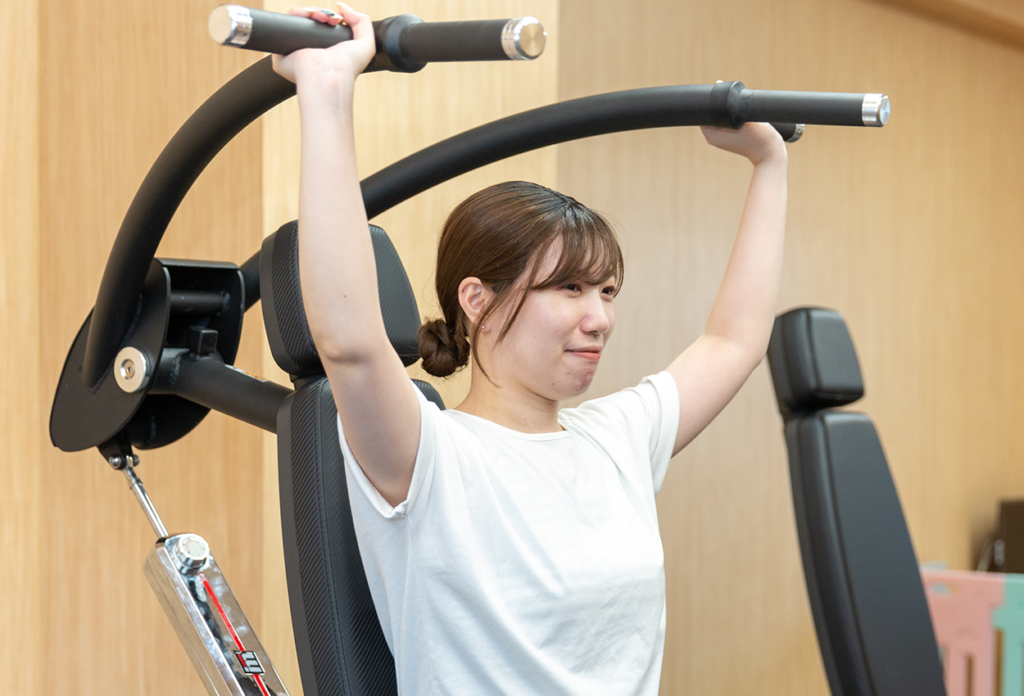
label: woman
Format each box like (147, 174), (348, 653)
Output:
(274, 5), (787, 694)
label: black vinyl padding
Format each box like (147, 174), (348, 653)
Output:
(278, 376), (445, 696)
(278, 377), (398, 696)
(768, 307), (864, 413)
(785, 413), (945, 696)
(261, 221), (423, 379)
(768, 307), (945, 696)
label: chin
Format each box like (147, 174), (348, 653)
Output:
(559, 369), (598, 399)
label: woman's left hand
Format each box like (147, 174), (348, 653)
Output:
(700, 122), (787, 166)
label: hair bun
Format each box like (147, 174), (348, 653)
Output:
(418, 318), (470, 378)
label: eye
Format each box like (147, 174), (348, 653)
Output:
(601, 284), (617, 296)
(562, 283), (582, 293)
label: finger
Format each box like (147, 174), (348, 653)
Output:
(297, 6), (340, 24)
(337, 2), (373, 39)
(319, 7), (343, 25)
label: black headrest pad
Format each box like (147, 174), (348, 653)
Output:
(767, 307), (864, 413)
(261, 221), (422, 378)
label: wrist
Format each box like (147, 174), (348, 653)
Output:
(295, 56), (358, 99)
(751, 144), (788, 170)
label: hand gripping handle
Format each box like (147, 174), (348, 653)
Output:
(209, 5), (546, 73)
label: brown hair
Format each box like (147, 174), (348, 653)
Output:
(417, 181), (624, 378)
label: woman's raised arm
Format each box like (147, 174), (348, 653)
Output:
(275, 5), (421, 506)
(665, 122), (788, 456)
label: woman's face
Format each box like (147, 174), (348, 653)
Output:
(480, 245), (617, 403)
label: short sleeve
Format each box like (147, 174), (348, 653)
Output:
(561, 372), (680, 495)
(641, 372), (680, 490)
(337, 383), (438, 520)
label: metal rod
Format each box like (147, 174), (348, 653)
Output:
(153, 350), (292, 433)
(169, 289), (227, 315)
(123, 461), (169, 539)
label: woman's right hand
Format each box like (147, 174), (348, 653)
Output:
(272, 4), (376, 85)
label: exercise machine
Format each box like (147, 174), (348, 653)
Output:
(50, 6), (891, 694)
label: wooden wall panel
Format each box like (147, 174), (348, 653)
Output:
(557, 0), (1024, 693)
(870, 0), (1024, 49)
(0, 0), (39, 692)
(38, 2), (263, 694)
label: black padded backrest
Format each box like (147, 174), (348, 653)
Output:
(278, 376), (445, 696)
(768, 308), (945, 696)
(261, 221), (422, 379)
(786, 413), (945, 696)
(767, 307), (864, 414)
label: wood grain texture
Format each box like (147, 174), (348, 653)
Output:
(869, 0), (1024, 50)
(38, 2), (264, 694)
(557, 0), (1024, 693)
(0, 0), (39, 692)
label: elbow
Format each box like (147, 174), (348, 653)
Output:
(702, 332), (770, 375)
(737, 334), (771, 372)
(311, 328), (387, 367)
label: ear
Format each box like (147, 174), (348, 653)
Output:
(458, 277), (492, 330)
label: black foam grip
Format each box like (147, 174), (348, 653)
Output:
(398, 19), (513, 61)
(741, 89), (868, 127)
(242, 8), (355, 54)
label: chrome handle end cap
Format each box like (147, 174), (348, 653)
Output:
(862, 94), (890, 127)
(502, 17), (546, 60)
(209, 5), (253, 47)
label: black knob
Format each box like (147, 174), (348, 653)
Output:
(187, 327), (219, 355)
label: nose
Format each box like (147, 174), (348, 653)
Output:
(580, 293), (612, 336)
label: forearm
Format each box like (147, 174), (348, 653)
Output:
(702, 152), (788, 360)
(295, 69), (388, 360)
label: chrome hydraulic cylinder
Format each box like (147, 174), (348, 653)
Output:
(119, 457), (289, 696)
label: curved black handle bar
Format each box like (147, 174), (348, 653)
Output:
(80, 57), (888, 389)
(209, 5), (546, 71)
(81, 59), (294, 388)
(359, 83), (886, 219)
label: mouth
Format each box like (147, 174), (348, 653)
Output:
(567, 348), (602, 362)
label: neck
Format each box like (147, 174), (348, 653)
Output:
(455, 365), (562, 433)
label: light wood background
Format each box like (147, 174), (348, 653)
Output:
(5, 0), (1024, 694)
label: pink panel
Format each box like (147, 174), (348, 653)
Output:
(921, 569), (1005, 696)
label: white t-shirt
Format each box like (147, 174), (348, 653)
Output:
(339, 372), (680, 695)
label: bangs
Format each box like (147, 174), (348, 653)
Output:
(487, 192), (625, 346)
(532, 210), (624, 293)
